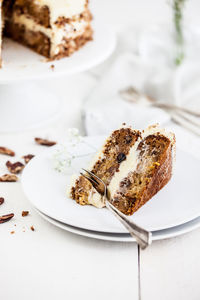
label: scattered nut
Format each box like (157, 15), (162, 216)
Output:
(0, 174), (18, 182)
(22, 211), (29, 217)
(0, 147), (15, 157)
(6, 161), (25, 174)
(35, 137), (56, 147)
(10, 231), (15, 234)
(22, 154), (35, 164)
(30, 226), (35, 231)
(50, 64), (55, 71)
(0, 197), (4, 205)
(0, 213), (14, 224)
(35, 137), (56, 146)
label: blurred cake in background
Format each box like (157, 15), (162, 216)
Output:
(0, 0), (93, 66)
(0, 0), (3, 67)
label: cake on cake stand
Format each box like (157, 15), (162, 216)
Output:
(0, 22), (116, 132)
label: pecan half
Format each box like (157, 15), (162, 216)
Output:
(0, 174), (18, 182)
(0, 198), (4, 205)
(0, 147), (15, 157)
(0, 213), (14, 224)
(35, 138), (56, 147)
(22, 211), (29, 217)
(6, 161), (25, 174)
(22, 154), (35, 164)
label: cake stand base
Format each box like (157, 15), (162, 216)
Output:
(0, 83), (62, 133)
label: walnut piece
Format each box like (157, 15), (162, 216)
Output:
(0, 147), (15, 157)
(0, 213), (14, 224)
(30, 225), (35, 231)
(22, 154), (35, 164)
(0, 197), (4, 205)
(22, 211), (29, 217)
(35, 138), (56, 147)
(0, 174), (18, 182)
(6, 161), (25, 174)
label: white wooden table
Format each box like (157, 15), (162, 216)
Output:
(1, 1), (200, 299)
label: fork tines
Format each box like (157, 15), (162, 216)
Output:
(82, 168), (106, 187)
(80, 172), (98, 187)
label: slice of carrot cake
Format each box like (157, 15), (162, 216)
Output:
(68, 124), (176, 216)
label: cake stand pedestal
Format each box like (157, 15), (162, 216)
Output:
(0, 22), (116, 132)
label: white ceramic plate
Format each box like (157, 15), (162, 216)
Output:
(21, 136), (200, 233)
(0, 21), (116, 83)
(37, 209), (200, 242)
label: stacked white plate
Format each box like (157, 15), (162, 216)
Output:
(21, 136), (200, 242)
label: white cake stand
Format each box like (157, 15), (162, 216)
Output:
(0, 22), (116, 132)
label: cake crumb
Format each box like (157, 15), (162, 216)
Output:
(22, 211), (29, 217)
(50, 64), (55, 71)
(10, 231), (15, 234)
(30, 226), (35, 231)
(0, 197), (4, 205)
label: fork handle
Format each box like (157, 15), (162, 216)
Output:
(153, 102), (200, 117)
(171, 112), (200, 136)
(106, 201), (152, 249)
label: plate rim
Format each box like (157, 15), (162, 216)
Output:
(36, 208), (200, 242)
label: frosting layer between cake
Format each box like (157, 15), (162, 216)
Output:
(12, 12), (89, 56)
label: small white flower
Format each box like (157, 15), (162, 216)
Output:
(67, 128), (83, 147)
(52, 128), (96, 174)
(53, 146), (76, 174)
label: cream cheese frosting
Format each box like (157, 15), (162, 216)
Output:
(34, 0), (87, 24)
(108, 139), (140, 199)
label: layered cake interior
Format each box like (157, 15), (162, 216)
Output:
(0, 0), (3, 67)
(68, 124), (176, 216)
(0, 0), (93, 65)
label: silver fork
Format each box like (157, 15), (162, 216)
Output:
(80, 168), (152, 249)
(120, 86), (200, 117)
(119, 86), (200, 136)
